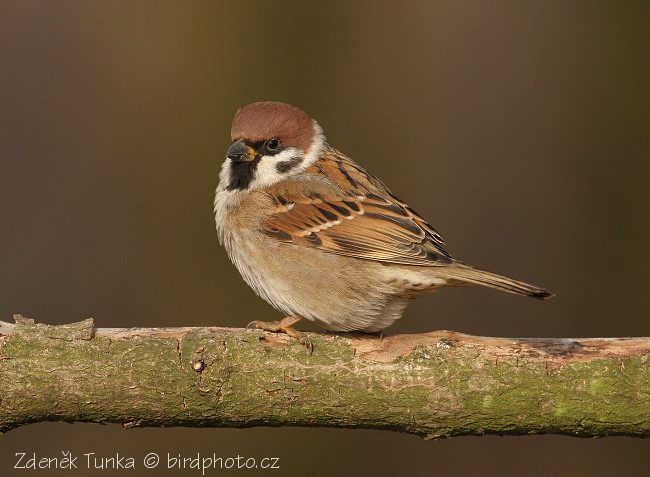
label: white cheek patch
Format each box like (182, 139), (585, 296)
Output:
(250, 147), (304, 190)
(251, 123), (326, 191)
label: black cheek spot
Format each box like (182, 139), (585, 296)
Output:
(275, 156), (302, 173)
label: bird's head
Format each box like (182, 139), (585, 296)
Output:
(221, 102), (326, 192)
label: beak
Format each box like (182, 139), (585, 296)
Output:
(227, 139), (257, 162)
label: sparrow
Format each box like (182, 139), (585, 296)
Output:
(214, 102), (552, 353)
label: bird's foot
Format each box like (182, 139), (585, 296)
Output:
(247, 316), (313, 355)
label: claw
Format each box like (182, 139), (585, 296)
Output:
(245, 316), (312, 355)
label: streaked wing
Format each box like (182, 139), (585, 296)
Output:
(262, 149), (453, 266)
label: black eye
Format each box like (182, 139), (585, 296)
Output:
(266, 138), (281, 152)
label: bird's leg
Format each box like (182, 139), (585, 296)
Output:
(247, 315), (313, 355)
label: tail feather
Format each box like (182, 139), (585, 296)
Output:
(437, 265), (553, 300)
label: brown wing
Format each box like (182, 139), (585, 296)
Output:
(262, 149), (453, 266)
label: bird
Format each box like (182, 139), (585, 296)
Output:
(214, 102), (552, 354)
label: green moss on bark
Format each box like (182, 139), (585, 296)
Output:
(1, 316), (648, 438)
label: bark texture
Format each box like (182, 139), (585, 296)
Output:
(0, 315), (648, 438)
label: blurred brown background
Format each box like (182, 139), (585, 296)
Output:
(1, 1), (648, 475)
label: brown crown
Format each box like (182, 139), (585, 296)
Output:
(231, 102), (316, 153)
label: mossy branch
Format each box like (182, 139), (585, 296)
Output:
(0, 315), (648, 438)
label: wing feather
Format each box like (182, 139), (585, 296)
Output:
(262, 149), (453, 266)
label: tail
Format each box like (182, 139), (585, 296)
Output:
(437, 264), (553, 300)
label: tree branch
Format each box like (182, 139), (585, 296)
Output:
(1, 315), (648, 438)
